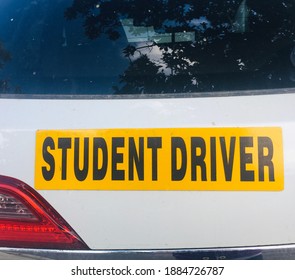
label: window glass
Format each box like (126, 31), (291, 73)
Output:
(0, 0), (295, 95)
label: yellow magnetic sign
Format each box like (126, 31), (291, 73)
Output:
(35, 127), (284, 191)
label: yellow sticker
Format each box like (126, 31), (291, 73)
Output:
(35, 127), (284, 191)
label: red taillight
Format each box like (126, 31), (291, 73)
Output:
(0, 175), (88, 250)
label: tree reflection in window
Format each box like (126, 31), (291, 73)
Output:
(65, 0), (295, 94)
(0, 41), (11, 93)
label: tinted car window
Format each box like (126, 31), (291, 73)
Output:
(0, 0), (295, 95)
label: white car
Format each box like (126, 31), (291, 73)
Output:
(0, 0), (295, 259)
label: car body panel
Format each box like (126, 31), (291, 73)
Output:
(0, 92), (294, 250)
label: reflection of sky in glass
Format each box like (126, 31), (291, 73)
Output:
(0, 0), (129, 94)
(188, 17), (213, 32)
(0, 0), (294, 95)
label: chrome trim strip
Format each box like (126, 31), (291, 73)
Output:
(1, 244), (295, 260)
(0, 87), (294, 100)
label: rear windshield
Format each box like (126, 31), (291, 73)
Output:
(0, 0), (295, 95)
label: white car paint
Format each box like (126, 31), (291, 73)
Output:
(0, 92), (294, 249)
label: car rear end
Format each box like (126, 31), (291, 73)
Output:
(0, 0), (295, 259)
